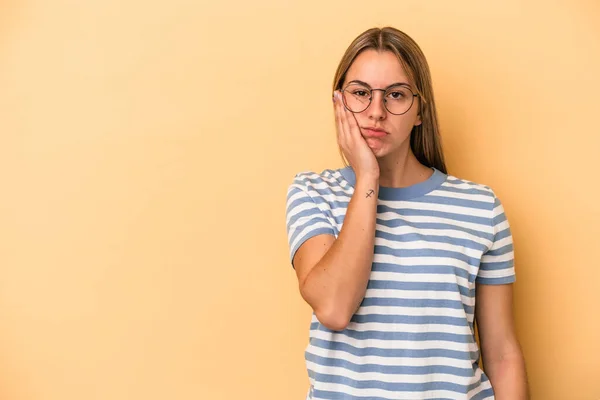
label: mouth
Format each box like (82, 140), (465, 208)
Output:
(361, 127), (388, 138)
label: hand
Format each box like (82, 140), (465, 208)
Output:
(333, 91), (379, 181)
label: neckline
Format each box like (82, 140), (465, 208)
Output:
(339, 166), (447, 200)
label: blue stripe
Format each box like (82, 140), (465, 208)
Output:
(476, 275), (515, 285)
(350, 314), (470, 327)
(472, 387), (495, 400)
(408, 195), (492, 210)
(367, 279), (475, 298)
(286, 203), (325, 225)
(311, 324), (476, 344)
(311, 196), (350, 209)
(360, 296), (473, 314)
(375, 230), (487, 252)
(373, 246), (480, 268)
(310, 372), (482, 393)
(479, 260), (514, 271)
(313, 390), (457, 400)
(377, 205), (491, 226)
(299, 171), (341, 185)
(304, 184), (351, 198)
(306, 352), (475, 377)
(288, 214), (333, 240)
(371, 263), (476, 283)
(309, 338), (478, 361)
(484, 243), (513, 256)
(494, 227), (511, 241)
(376, 219), (490, 240)
(445, 177), (490, 191)
(437, 184), (492, 197)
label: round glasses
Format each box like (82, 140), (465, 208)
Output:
(341, 83), (419, 115)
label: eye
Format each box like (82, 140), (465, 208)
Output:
(387, 90), (406, 100)
(352, 89), (370, 98)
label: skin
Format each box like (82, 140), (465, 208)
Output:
(293, 49), (528, 398)
(335, 49), (432, 188)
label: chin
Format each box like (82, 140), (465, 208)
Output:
(366, 140), (388, 155)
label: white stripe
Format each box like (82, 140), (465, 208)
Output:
(493, 219), (509, 232)
(481, 251), (513, 263)
(376, 212), (490, 232)
(310, 379), (488, 400)
(307, 345), (471, 369)
(489, 236), (512, 250)
(356, 305), (468, 319)
(373, 254), (478, 276)
(376, 224), (487, 245)
(305, 180), (350, 192)
(369, 271), (472, 290)
(306, 360), (481, 385)
(315, 172), (342, 184)
(492, 204), (506, 217)
(428, 189), (492, 203)
(286, 188), (308, 206)
(477, 269), (515, 279)
(309, 329), (479, 352)
(286, 199), (318, 222)
(305, 189), (351, 203)
(443, 178), (491, 192)
(290, 222), (333, 252)
(378, 200), (490, 218)
(287, 209), (323, 239)
(375, 237), (483, 258)
(363, 288), (475, 307)
(343, 321), (472, 335)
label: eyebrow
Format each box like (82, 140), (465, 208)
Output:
(347, 79), (413, 90)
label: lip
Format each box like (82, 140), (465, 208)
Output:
(362, 127), (388, 138)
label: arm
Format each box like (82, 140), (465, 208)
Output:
(293, 175), (379, 331)
(475, 283), (529, 399)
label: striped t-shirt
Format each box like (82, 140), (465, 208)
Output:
(285, 166), (516, 400)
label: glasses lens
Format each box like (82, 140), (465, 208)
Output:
(342, 83), (371, 113)
(384, 85), (415, 115)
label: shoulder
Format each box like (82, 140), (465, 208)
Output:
(441, 172), (500, 207)
(287, 167), (349, 193)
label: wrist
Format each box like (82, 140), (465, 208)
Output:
(355, 174), (379, 192)
(355, 173), (379, 185)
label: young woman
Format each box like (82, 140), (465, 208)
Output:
(285, 27), (528, 399)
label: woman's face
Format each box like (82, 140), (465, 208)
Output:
(341, 49), (421, 158)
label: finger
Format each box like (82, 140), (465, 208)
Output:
(337, 93), (352, 142)
(344, 104), (363, 140)
(334, 92), (345, 143)
(335, 92), (350, 145)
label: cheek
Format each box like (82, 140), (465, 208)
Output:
(353, 113), (369, 127)
(389, 115), (419, 135)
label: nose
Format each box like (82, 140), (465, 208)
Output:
(367, 89), (386, 120)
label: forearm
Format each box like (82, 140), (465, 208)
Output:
(485, 351), (529, 400)
(301, 175), (379, 329)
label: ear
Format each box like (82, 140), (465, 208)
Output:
(414, 114), (422, 126)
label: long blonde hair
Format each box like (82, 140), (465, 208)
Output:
(333, 27), (447, 174)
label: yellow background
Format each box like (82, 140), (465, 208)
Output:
(1, 0), (599, 399)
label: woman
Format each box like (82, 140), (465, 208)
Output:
(285, 27), (528, 399)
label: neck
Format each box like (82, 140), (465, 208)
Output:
(377, 144), (433, 188)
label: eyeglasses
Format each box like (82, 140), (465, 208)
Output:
(341, 82), (419, 115)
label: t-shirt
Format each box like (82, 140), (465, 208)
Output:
(285, 166), (516, 400)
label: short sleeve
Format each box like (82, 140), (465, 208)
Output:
(477, 194), (516, 285)
(285, 174), (336, 267)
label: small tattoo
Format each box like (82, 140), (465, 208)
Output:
(366, 189), (375, 198)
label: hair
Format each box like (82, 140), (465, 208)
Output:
(332, 27), (447, 174)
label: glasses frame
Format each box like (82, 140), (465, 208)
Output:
(340, 83), (420, 115)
